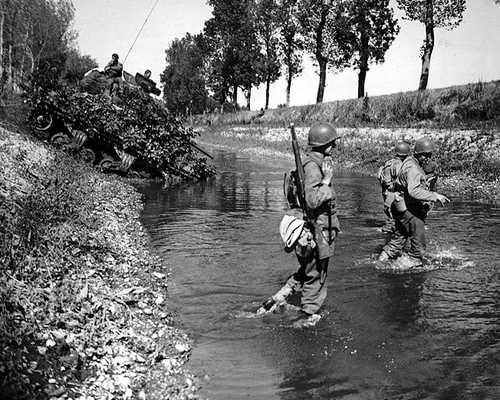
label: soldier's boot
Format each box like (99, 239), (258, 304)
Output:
(378, 251), (390, 262)
(391, 254), (423, 271)
(291, 311), (321, 329)
(257, 284), (294, 314)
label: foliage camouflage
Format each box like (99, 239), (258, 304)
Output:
(28, 84), (216, 179)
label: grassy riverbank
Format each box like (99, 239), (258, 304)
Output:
(0, 127), (199, 399)
(197, 125), (500, 203)
(195, 80), (500, 130)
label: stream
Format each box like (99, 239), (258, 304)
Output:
(141, 149), (500, 400)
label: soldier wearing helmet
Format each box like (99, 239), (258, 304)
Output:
(378, 137), (450, 268)
(282, 123), (341, 321)
(377, 141), (411, 232)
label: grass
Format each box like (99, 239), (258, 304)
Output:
(192, 80), (500, 130)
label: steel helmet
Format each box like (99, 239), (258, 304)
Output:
(394, 141), (410, 156)
(308, 123), (340, 147)
(414, 137), (435, 154)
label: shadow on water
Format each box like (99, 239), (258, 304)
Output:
(140, 150), (500, 400)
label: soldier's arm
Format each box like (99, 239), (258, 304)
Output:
(304, 163), (333, 210)
(406, 168), (438, 202)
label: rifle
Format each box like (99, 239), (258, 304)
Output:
(290, 124), (308, 216)
(289, 124), (330, 259)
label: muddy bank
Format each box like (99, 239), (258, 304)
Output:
(196, 125), (500, 203)
(0, 127), (199, 399)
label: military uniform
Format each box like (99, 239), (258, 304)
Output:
(286, 150), (339, 315)
(382, 156), (439, 261)
(104, 60), (123, 96)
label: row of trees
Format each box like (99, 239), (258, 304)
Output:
(161, 0), (469, 115)
(0, 0), (96, 97)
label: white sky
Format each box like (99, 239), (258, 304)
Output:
(73, 0), (500, 109)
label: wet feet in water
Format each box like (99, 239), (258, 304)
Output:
(290, 312), (321, 329)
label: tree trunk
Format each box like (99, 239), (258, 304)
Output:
(419, 0), (434, 91)
(316, 57), (327, 103)
(0, 10), (4, 80)
(357, 33), (369, 98)
(232, 84), (238, 107)
(26, 46), (34, 74)
(358, 68), (367, 99)
(315, 6), (328, 104)
(265, 76), (270, 110)
(6, 43), (12, 90)
(19, 29), (29, 81)
(245, 86), (251, 110)
(286, 67), (292, 107)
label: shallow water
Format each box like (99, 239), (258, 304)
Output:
(141, 150), (500, 400)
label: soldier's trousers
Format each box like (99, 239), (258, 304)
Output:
(382, 210), (426, 260)
(286, 232), (335, 315)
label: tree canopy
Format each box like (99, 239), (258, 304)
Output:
(397, 0), (466, 90)
(161, 33), (211, 115)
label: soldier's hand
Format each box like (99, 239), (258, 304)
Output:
(322, 162), (334, 185)
(435, 193), (450, 206)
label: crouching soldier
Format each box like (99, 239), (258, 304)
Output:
(378, 137), (450, 268)
(377, 141), (411, 233)
(260, 124), (340, 326)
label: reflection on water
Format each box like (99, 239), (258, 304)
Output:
(141, 150), (500, 400)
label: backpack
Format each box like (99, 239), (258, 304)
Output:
(283, 170), (302, 209)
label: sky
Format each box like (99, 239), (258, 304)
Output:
(72, 0), (500, 110)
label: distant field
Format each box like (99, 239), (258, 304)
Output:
(193, 80), (500, 129)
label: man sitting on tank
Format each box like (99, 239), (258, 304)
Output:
(136, 69), (160, 95)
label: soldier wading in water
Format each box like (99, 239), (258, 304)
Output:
(377, 141), (411, 233)
(378, 137), (450, 268)
(260, 123), (340, 327)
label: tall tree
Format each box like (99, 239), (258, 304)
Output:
(298, 0), (350, 103)
(341, 0), (399, 98)
(397, 0), (466, 90)
(1, 0), (77, 93)
(161, 33), (210, 115)
(276, 0), (303, 106)
(255, 0), (281, 109)
(204, 0), (262, 109)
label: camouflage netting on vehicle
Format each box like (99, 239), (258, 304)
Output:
(28, 84), (215, 180)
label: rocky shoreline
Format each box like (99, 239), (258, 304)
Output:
(0, 127), (199, 399)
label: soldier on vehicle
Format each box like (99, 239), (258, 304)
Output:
(143, 69), (152, 79)
(378, 137), (450, 268)
(104, 53), (123, 96)
(262, 123), (340, 326)
(377, 141), (411, 233)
